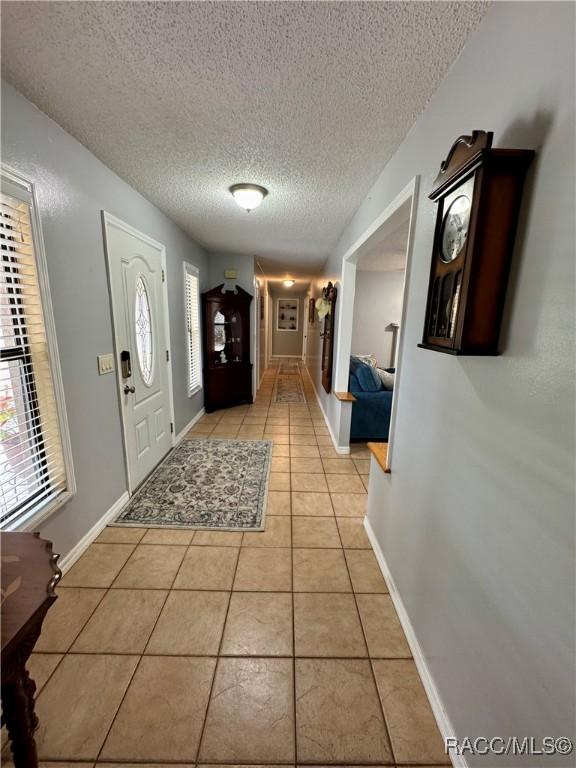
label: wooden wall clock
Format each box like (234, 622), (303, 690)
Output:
(419, 130), (534, 355)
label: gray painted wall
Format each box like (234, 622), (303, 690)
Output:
(271, 292), (305, 357)
(351, 270), (405, 367)
(1, 82), (208, 558)
(308, 3), (575, 760)
(207, 252), (255, 299)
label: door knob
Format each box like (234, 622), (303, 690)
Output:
(123, 385), (136, 394)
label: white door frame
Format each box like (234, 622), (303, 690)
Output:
(332, 176), (419, 470)
(101, 211), (176, 494)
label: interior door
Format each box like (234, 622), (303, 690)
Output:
(104, 215), (173, 491)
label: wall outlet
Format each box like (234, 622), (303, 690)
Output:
(97, 353), (115, 375)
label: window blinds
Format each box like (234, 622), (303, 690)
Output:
(184, 264), (202, 394)
(0, 183), (68, 527)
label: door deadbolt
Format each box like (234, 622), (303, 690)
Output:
(120, 350), (132, 379)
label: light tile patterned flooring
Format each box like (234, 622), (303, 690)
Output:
(12, 362), (449, 767)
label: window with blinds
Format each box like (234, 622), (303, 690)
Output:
(184, 263), (202, 395)
(0, 170), (74, 529)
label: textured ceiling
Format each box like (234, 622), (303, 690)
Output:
(1, 1), (488, 276)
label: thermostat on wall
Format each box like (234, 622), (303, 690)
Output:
(224, 269), (237, 279)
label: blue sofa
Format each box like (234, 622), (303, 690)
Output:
(349, 356), (394, 442)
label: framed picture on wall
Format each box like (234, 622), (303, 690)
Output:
(260, 294), (264, 321)
(276, 298), (299, 332)
(308, 297), (315, 324)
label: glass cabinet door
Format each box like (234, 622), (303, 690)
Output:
(212, 307), (245, 363)
(214, 310), (226, 352)
(230, 311), (242, 361)
(208, 299), (249, 366)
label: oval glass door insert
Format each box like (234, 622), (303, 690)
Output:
(135, 276), (153, 384)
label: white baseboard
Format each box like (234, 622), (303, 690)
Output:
(58, 491), (130, 574)
(175, 407), (205, 444)
(363, 517), (462, 768)
(303, 365), (350, 455)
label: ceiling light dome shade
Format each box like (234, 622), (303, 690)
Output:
(230, 183), (268, 212)
(283, 280), (295, 287)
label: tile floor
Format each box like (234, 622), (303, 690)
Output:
(11, 362), (449, 767)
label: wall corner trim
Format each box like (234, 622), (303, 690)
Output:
(364, 516), (465, 768)
(58, 491), (130, 574)
(175, 407), (205, 444)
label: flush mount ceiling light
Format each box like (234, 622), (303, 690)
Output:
(229, 183), (268, 212)
(283, 280), (295, 287)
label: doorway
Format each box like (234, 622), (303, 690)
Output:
(102, 213), (175, 492)
(268, 281), (309, 361)
(333, 177), (419, 468)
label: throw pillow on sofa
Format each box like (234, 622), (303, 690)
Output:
(354, 353), (378, 368)
(355, 363), (383, 392)
(376, 367), (395, 390)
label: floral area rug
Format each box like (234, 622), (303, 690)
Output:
(113, 439), (272, 530)
(274, 373), (305, 403)
(279, 361), (300, 374)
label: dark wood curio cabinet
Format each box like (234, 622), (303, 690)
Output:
(202, 284), (253, 412)
(419, 130), (534, 355)
(320, 282), (337, 393)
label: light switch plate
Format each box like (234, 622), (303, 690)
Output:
(97, 353), (115, 375)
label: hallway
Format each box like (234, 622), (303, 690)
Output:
(17, 362), (448, 766)
(1, 3), (573, 763)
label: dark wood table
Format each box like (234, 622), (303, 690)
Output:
(1, 532), (61, 767)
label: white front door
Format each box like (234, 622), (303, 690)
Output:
(103, 214), (173, 491)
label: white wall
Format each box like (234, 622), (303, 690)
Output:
(1, 81), (209, 559)
(310, 3), (575, 762)
(351, 269), (405, 367)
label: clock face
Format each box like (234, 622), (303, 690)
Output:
(441, 194), (471, 262)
